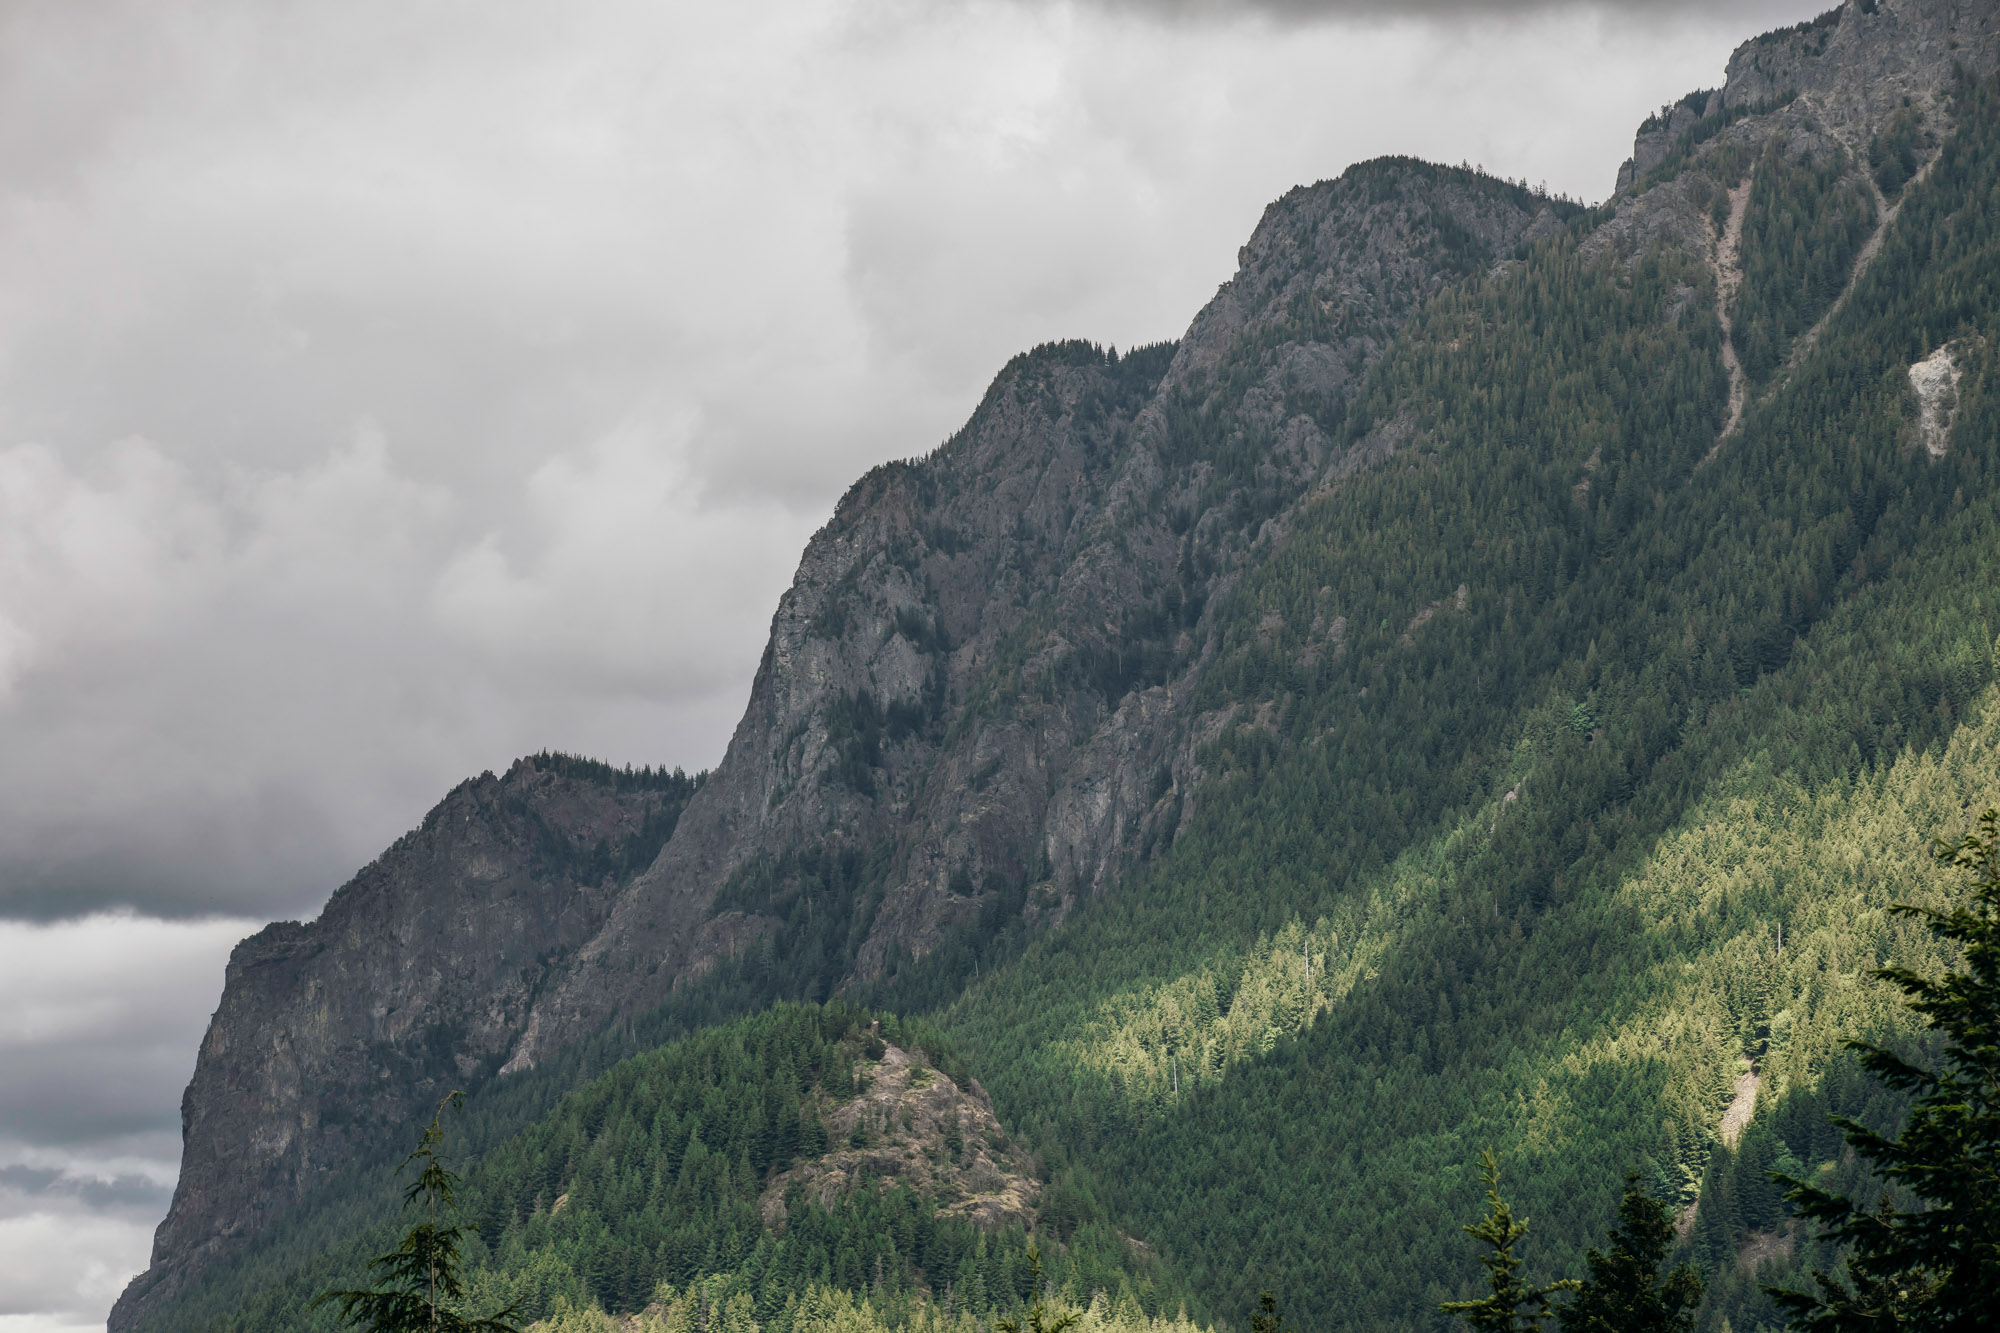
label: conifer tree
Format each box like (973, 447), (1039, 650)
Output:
(1442, 1150), (1576, 1331)
(1769, 809), (2000, 1330)
(314, 1092), (521, 1333)
(1553, 1175), (1701, 1333)
(1250, 1291), (1288, 1333)
(997, 1243), (1080, 1333)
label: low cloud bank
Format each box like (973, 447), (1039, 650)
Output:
(0, 915), (253, 1331)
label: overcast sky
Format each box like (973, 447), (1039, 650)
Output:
(0, 1), (1827, 1328)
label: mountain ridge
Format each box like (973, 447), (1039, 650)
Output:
(113, 3), (2000, 1329)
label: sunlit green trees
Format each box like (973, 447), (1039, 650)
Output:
(1770, 810), (2000, 1329)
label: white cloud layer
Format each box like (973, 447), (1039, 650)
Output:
(0, 0), (1827, 1326)
(0, 914), (251, 1331)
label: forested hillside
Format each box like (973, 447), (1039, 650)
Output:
(941, 61), (2000, 1333)
(155, 1006), (1186, 1333)
(118, 4), (2000, 1333)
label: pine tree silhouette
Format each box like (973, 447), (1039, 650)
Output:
(313, 1092), (520, 1333)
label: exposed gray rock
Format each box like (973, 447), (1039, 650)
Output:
(1909, 341), (1963, 457)
(757, 1039), (1038, 1233)
(109, 759), (698, 1331)
(1720, 0), (1999, 152)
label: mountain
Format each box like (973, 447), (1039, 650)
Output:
(111, 757), (702, 1325)
(114, 3), (2000, 1331)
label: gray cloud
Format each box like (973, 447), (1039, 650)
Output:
(0, 915), (245, 1144)
(1060, 0), (1828, 20)
(0, 1168), (171, 1217)
(0, 0), (1829, 924)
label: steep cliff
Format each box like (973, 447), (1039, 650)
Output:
(116, 157), (1554, 1330)
(110, 757), (699, 1329)
(496, 159), (1563, 1072)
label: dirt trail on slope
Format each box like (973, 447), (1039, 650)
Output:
(1762, 131), (1943, 395)
(1703, 179), (1753, 462)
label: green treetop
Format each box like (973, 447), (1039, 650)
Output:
(1442, 1149), (1577, 1332)
(313, 1091), (521, 1333)
(1553, 1175), (1701, 1333)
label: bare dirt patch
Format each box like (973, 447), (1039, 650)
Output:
(1719, 1068), (1760, 1148)
(1704, 179), (1753, 458)
(1737, 1224), (1796, 1274)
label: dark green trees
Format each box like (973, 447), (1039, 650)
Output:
(1770, 810), (2000, 1330)
(314, 1093), (520, 1333)
(1441, 1150), (1576, 1332)
(1552, 1177), (1701, 1333)
(995, 1245), (1080, 1333)
(1443, 1155), (1700, 1333)
(1732, 135), (1875, 382)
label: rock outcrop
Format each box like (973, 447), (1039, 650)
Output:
(1613, 0), (2000, 199)
(1909, 341), (1964, 457)
(759, 1038), (1039, 1233)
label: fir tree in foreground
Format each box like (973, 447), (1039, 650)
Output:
(313, 1092), (520, 1333)
(1552, 1177), (1700, 1333)
(1442, 1155), (1699, 1333)
(1768, 809), (2000, 1330)
(1441, 1149), (1576, 1331)
(997, 1244), (1080, 1333)
(1249, 1291), (1288, 1333)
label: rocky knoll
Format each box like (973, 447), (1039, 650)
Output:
(759, 1036), (1039, 1233)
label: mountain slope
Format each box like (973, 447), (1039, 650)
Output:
(495, 159), (1568, 1075)
(117, 3), (2000, 1331)
(946, 24), (2000, 1328)
(121, 156), (1567, 1332)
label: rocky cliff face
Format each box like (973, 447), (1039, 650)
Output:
(1589, 0), (1998, 449)
(1612, 0), (2000, 198)
(114, 4), (2000, 1327)
(110, 757), (699, 1330)
(493, 157), (1561, 1071)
